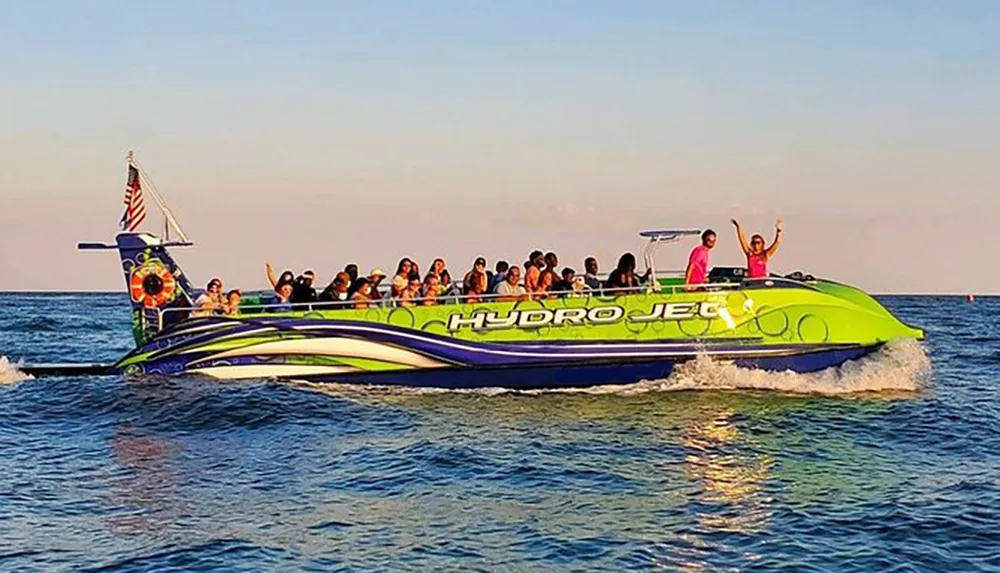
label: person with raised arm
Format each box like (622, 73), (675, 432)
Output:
(731, 218), (783, 278)
(265, 263), (295, 291)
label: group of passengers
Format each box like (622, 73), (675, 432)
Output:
(261, 252), (616, 312)
(192, 278), (242, 317)
(193, 218), (783, 316)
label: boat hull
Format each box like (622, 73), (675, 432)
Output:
(240, 345), (878, 389)
(115, 315), (883, 388)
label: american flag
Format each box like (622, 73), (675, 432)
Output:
(120, 164), (146, 232)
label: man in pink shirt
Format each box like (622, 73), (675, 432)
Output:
(684, 229), (717, 285)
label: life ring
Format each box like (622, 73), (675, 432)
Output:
(129, 261), (177, 308)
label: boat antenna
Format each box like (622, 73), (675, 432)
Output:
(127, 150), (189, 243)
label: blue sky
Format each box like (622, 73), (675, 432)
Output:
(2, 1), (998, 292)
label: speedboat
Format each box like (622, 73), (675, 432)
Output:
(78, 155), (925, 389)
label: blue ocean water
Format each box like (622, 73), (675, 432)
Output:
(0, 293), (998, 572)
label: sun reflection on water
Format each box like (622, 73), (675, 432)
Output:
(681, 405), (774, 535)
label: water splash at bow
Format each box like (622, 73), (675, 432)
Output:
(621, 337), (930, 396)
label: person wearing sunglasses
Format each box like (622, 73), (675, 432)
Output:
(731, 218), (783, 279)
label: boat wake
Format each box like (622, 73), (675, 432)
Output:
(576, 337), (931, 396)
(294, 338), (931, 398)
(0, 356), (33, 385)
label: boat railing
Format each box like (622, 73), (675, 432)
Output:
(152, 277), (798, 333)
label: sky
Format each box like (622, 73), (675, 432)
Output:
(1, 0), (998, 293)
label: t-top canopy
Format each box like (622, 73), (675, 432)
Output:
(638, 229), (701, 240)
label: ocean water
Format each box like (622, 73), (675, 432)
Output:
(0, 293), (998, 572)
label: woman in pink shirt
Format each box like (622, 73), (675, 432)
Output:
(732, 218), (783, 278)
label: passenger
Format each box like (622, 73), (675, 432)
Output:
(496, 265), (528, 302)
(489, 260), (509, 293)
(539, 252), (560, 290)
(422, 275), (443, 306)
(368, 268), (387, 302)
(265, 264), (295, 291)
(224, 289), (242, 316)
(484, 263), (495, 288)
(605, 253), (650, 293)
(391, 258), (414, 298)
(439, 268), (455, 293)
(291, 270), (317, 306)
(464, 282), (485, 304)
(345, 264), (360, 295)
(318, 272), (351, 305)
(583, 257), (602, 291)
(345, 263), (359, 283)
(523, 250), (544, 296)
(572, 276), (588, 297)
(193, 278), (224, 316)
(400, 272), (422, 307)
(268, 283), (293, 312)
(462, 257), (489, 303)
(351, 278), (375, 309)
(536, 270), (555, 300)
(553, 267), (576, 295)
(426, 258), (447, 283)
(684, 229), (717, 286)
(732, 218), (783, 278)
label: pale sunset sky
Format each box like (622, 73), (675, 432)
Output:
(1, 1), (997, 293)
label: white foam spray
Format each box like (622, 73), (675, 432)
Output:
(577, 337), (931, 397)
(0, 356), (33, 385)
(293, 338), (931, 399)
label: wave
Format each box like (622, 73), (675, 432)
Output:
(5, 316), (117, 333)
(294, 338), (931, 398)
(8, 316), (62, 332)
(0, 356), (33, 385)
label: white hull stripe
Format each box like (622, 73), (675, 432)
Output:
(191, 338), (450, 369)
(189, 364), (359, 380)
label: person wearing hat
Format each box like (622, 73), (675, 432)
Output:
(368, 268), (387, 302)
(463, 257), (489, 303)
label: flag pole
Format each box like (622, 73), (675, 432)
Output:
(128, 150), (190, 243)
